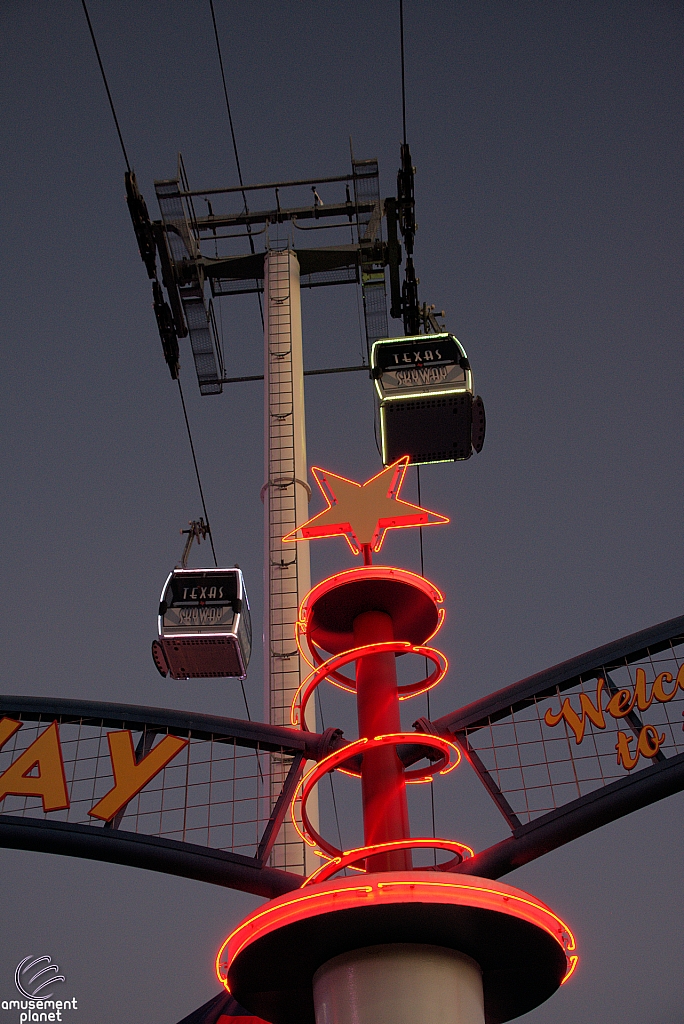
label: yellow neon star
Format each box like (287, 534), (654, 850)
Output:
(283, 456), (449, 555)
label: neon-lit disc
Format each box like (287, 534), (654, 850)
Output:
(300, 566), (444, 658)
(216, 872), (577, 1024)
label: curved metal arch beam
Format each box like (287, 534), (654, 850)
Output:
(0, 694), (314, 753)
(0, 815), (301, 899)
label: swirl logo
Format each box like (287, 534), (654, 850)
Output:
(15, 956), (66, 999)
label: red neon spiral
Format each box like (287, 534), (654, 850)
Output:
(291, 641), (448, 730)
(290, 566), (473, 883)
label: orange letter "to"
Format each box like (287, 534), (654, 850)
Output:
(88, 730), (188, 822)
(0, 721), (70, 812)
(615, 725), (666, 770)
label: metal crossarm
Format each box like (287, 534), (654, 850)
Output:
(143, 156), (387, 389)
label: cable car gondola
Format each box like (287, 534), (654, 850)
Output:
(371, 333), (486, 466)
(152, 566), (252, 680)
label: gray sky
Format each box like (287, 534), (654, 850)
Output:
(1, 1), (682, 1021)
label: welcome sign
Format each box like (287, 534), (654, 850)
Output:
(544, 665), (684, 770)
(447, 622), (684, 830)
(2, 614), (684, 895)
(0, 697), (306, 880)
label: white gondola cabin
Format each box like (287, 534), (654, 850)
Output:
(152, 567), (252, 680)
(371, 333), (485, 466)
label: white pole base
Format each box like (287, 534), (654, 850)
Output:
(312, 943), (484, 1024)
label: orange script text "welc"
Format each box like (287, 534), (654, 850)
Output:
(0, 718), (188, 819)
(543, 666), (684, 770)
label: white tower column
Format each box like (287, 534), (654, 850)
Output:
(313, 944), (485, 1024)
(263, 249), (316, 873)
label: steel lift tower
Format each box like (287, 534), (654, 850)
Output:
(127, 152), (394, 872)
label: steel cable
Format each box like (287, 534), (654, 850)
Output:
(80, 0), (131, 172)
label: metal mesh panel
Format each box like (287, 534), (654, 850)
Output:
(0, 718), (289, 858)
(463, 638), (684, 825)
(210, 278), (263, 297)
(300, 266), (358, 288)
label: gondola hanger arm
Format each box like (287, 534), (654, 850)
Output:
(178, 518), (212, 568)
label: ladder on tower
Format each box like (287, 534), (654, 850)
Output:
(263, 250), (313, 873)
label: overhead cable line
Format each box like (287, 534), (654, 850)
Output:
(80, 0), (131, 173)
(80, 1), (222, 579)
(399, 0), (408, 145)
(401, 0), (438, 857)
(177, 379), (218, 567)
(315, 689), (344, 856)
(205, 3), (266, 727)
(208, 0), (264, 329)
(416, 465), (438, 860)
(209, 0), (247, 196)
(239, 680), (252, 722)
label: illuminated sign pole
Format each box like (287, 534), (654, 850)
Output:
(263, 249), (317, 874)
(218, 461), (577, 1024)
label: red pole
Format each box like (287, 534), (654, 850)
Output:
(353, 609), (411, 872)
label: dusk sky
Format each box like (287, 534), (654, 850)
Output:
(1, 2), (682, 1022)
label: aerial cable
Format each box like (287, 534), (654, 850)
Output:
(399, 0), (427, 633)
(79, 1), (217, 560)
(82, 0), (254, 721)
(80, 3), (221, 574)
(177, 378), (219, 568)
(413, 462), (436, 856)
(208, 0), (264, 329)
(80, 0), (131, 173)
(239, 680), (252, 722)
(209, 0), (247, 193)
(177, 381), (248, 714)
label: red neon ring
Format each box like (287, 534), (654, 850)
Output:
(296, 608), (446, 692)
(310, 637), (446, 701)
(297, 625), (370, 690)
(298, 565), (445, 622)
(294, 565), (446, 688)
(290, 641), (447, 729)
(303, 837), (475, 886)
(292, 733), (461, 860)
